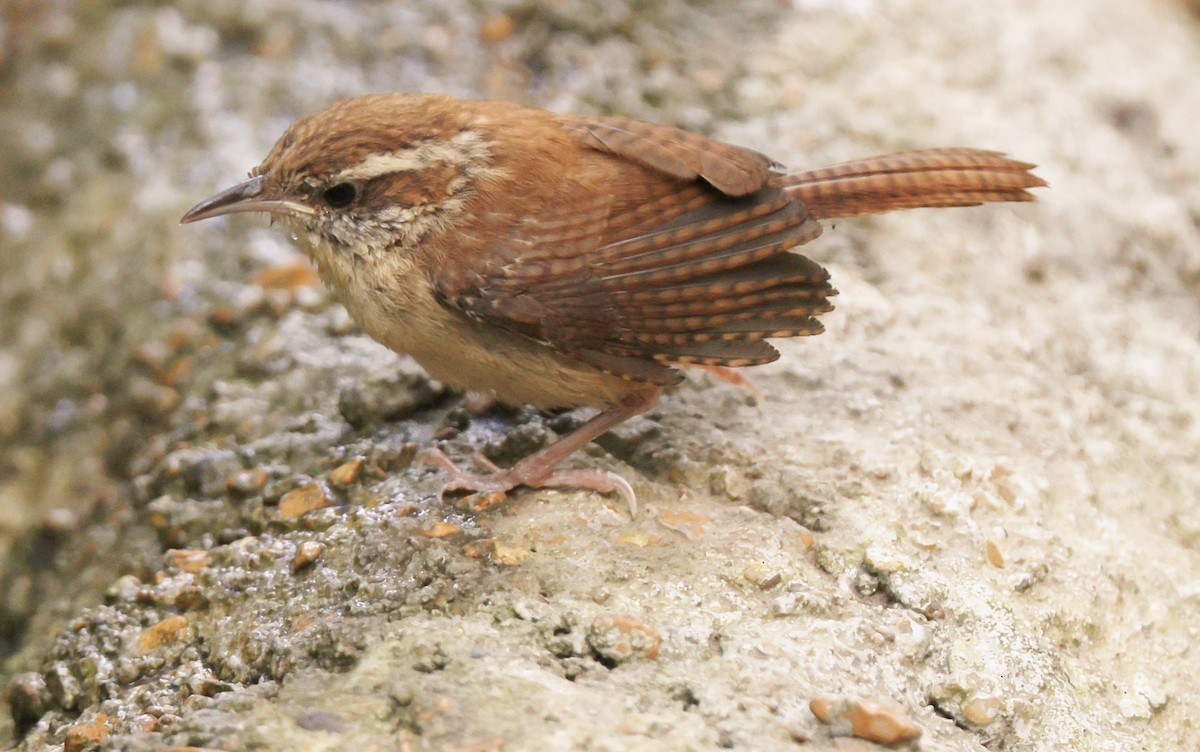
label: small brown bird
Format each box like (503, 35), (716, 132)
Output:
(182, 93), (1044, 511)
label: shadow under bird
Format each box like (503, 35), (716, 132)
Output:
(182, 93), (1045, 512)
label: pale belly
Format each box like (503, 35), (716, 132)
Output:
(312, 245), (644, 409)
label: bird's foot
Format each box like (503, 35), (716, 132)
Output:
(693, 364), (763, 401)
(419, 448), (637, 516)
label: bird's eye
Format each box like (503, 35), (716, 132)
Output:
(321, 182), (358, 208)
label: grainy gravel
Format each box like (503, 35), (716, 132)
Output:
(2, 0), (1199, 750)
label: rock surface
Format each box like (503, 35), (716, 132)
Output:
(2, 0), (1198, 750)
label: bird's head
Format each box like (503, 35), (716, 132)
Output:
(181, 93), (494, 260)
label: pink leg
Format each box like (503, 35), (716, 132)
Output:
(420, 388), (659, 515)
(692, 364), (762, 401)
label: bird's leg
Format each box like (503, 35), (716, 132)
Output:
(421, 388), (659, 515)
(692, 364), (763, 401)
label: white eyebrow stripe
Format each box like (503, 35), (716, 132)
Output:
(335, 130), (491, 182)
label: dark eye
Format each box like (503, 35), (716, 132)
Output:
(321, 182), (357, 208)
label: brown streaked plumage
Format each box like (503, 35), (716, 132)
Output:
(181, 93), (1045, 512)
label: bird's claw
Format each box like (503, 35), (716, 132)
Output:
(417, 448), (637, 516)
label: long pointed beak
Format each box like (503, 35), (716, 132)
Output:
(179, 175), (316, 224)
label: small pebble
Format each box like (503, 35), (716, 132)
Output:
(586, 615), (662, 663)
(963, 696), (1002, 726)
(163, 549), (211, 573)
(160, 356), (193, 388)
(136, 615), (189, 656)
(810, 696), (921, 746)
(292, 541), (325, 572)
(491, 541), (529, 565)
(742, 562), (783, 590)
(479, 14), (516, 42)
(278, 482), (333, 519)
(797, 530), (816, 551)
(657, 509), (708, 538)
(63, 713), (111, 752)
(986, 539), (1005, 568)
(227, 467), (269, 495)
(422, 521), (461, 539)
(328, 457), (364, 488)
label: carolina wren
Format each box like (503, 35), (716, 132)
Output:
(182, 93), (1044, 511)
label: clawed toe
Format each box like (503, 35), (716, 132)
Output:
(535, 468), (637, 517)
(416, 390), (655, 515)
(418, 447), (638, 515)
(417, 447), (458, 475)
(417, 448), (511, 504)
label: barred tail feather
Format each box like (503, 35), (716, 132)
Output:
(783, 148), (1046, 219)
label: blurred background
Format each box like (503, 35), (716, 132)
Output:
(2, 1), (1199, 750)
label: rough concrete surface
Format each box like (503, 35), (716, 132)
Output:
(1, 0), (1198, 750)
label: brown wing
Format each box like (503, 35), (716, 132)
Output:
(431, 117), (834, 384)
(560, 115), (783, 197)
